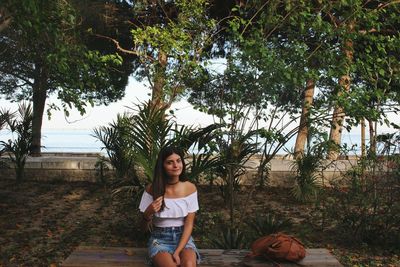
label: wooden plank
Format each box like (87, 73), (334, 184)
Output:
(241, 249), (343, 267)
(62, 247), (148, 267)
(61, 247), (343, 267)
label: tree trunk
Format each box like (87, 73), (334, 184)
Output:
(151, 51), (167, 110)
(327, 73), (351, 160)
(294, 79), (315, 159)
(31, 64), (47, 156)
(328, 22), (354, 160)
(368, 119), (376, 155)
(361, 118), (366, 157)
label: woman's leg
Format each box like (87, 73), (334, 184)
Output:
(153, 252), (177, 267)
(180, 248), (197, 267)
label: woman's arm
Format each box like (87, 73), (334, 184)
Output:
(141, 196), (163, 231)
(140, 210), (153, 231)
(172, 212), (196, 263)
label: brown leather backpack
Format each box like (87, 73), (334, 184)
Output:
(247, 233), (306, 262)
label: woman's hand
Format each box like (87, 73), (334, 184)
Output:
(144, 196), (163, 218)
(172, 250), (181, 266)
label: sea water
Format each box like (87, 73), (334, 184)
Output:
(41, 129), (101, 153)
(0, 129), (365, 155)
(0, 129), (102, 153)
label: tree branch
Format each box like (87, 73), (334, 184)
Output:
(93, 33), (156, 62)
(377, 0), (400, 10)
(264, 5), (298, 40)
(0, 69), (33, 86)
(241, 0), (271, 36)
(0, 16), (12, 32)
(0, 8), (12, 33)
(358, 28), (397, 35)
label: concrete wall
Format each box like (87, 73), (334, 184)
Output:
(0, 153), (358, 186)
(0, 153), (105, 183)
(242, 156), (357, 186)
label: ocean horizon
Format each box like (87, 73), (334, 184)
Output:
(0, 128), (371, 155)
(1, 129), (101, 153)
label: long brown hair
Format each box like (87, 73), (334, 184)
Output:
(152, 146), (187, 211)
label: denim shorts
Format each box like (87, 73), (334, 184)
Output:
(147, 226), (201, 264)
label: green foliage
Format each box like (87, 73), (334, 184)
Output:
(0, 110), (11, 168)
(0, 103), (33, 183)
(321, 155), (400, 248)
(0, 0), (128, 153)
(172, 123), (224, 183)
(93, 113), (138, 184)
(194, 210), (225, 237)
(290, 153), (322, 203)
(94, 101), (223, 198)
(1, 0), (120, 101)
(189, 40), (308, 224)
(225, 0), (400, 147)
(209, 226), (248, 249)
(126, 101), (175, 182)
(376, 132), (400, 157)
(0, 110), (9, 129)
(131, 0), (217, 105)
(215, 131), (259, 203)
(290, 128), (331, 202)
(247, 213), (292, 239)
(94, 156), (111, 186)
(256, 159), (271, 188)
(186, 153), (220, 184)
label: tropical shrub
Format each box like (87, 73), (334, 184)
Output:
(93, 102), (172, 198)
(290, 152), (322, 203)
(94, 101), (223, 198)
(290, 129), (331, 202)
(174, 124), (223, 183)
(321, 155), (400, 248)
(93, 113), (138, 184)
(125, 102), (175, 183)
(208, 226), (248, 249)
(213, 130), (259, 205)
(0, 103), (33, 183)
(247, 213), (292, 239)
(0, 109), (12, 168)
(94, 156), (112, 186)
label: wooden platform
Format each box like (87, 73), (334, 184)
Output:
(61, 246), (343, 267)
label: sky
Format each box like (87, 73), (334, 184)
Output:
(0, 76), (398, 137)
(0, 77), (215, 131)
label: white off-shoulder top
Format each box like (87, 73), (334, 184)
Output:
(139, 190), (199, 227)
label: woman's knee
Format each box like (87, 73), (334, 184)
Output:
(181, 259), (196, 267)
(153, 252), (177, 267)
(180, 249), (197, 267)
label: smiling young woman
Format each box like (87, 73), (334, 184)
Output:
(139, 146), (200, 267)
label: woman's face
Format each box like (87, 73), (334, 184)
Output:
(163, 153), (183, 179)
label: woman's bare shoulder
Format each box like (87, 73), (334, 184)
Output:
(183, 181), (197, 195)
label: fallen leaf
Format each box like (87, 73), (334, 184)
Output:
(124, 249), (135, 256)
(47, 230), (53, 238)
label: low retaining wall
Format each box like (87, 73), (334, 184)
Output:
(242, 156), (357, 186)
(0, 153), (104, 183)
(0, 153), (358, 186)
